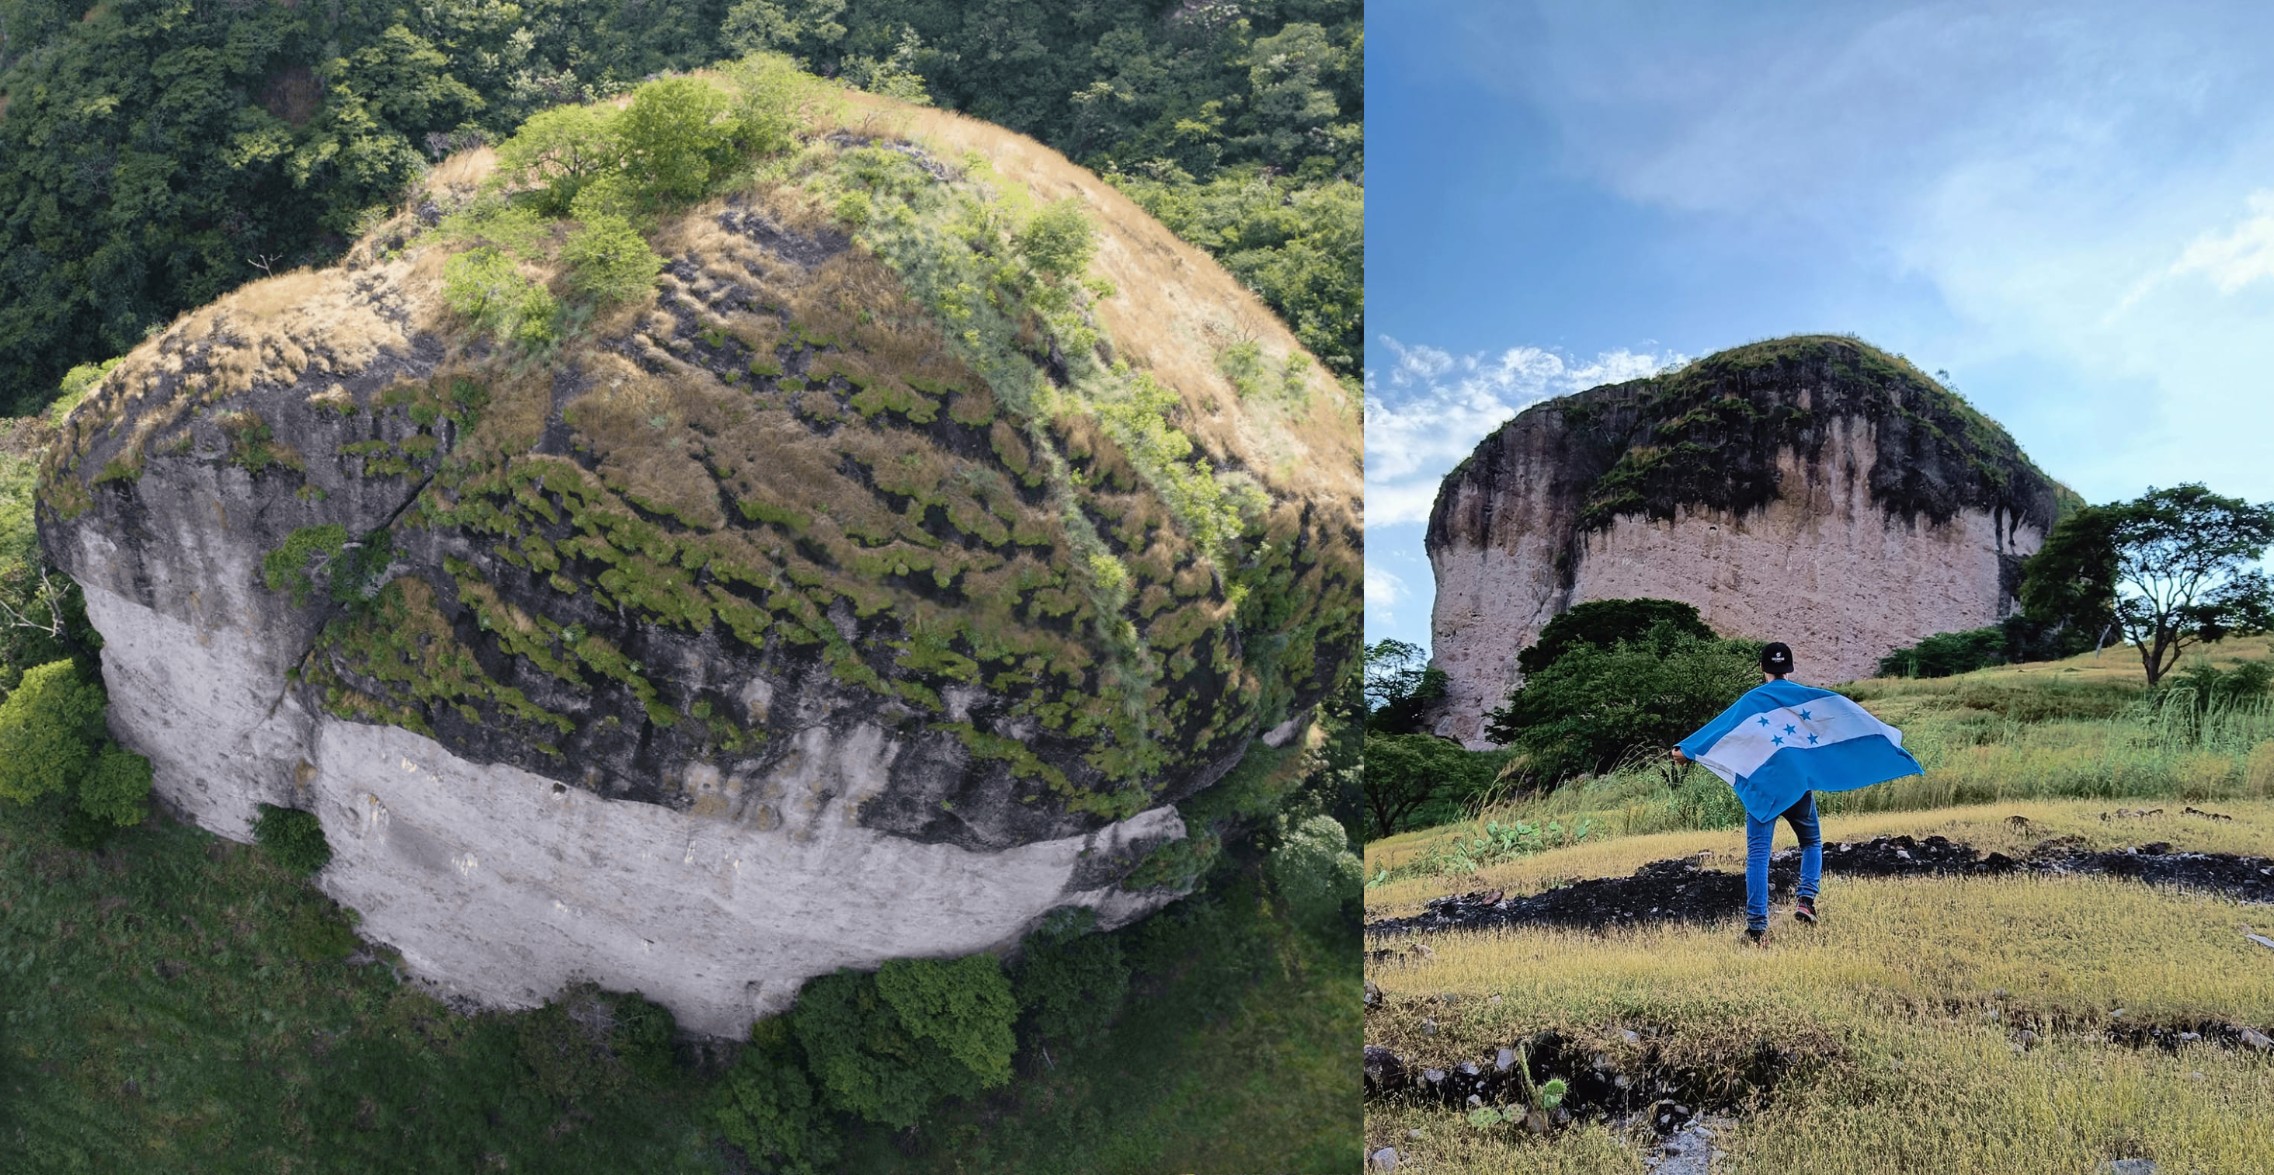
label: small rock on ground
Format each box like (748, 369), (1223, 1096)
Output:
(2101, 1160), (2157, 1175)
(1366, 1145), (1399, 1172)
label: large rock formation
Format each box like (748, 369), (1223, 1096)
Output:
(1427, 336), (2067, 746)
(37, 88), (1359, 1035)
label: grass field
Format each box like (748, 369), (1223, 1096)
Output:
(1366, 637), (2274, 912)
(0, 796), (1355, 1173)
(1364, 639), (2274, 1173)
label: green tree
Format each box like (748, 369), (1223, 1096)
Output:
(0, 658), (105, 805)
(790, 954), (1018, 1130)
(1362, 638), (1445, 735)
(2020, 503), (2123, 648)
(720, 0), (847, 61)
(1486, 628), (1762, 786)
(561, 215), (665, 304)
(715, 1029), (839, 1174)
(1361, 731), (1494, 838)
(1011, 907), (1129, 1048)
(495, 103), (626, 215)
(2099, 485), (2274, 686)
(1516, 598), (1717, 677)
(872, 954), (1018, 1089)
(616, 76), (740, 206)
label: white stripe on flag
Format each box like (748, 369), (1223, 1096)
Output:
(1701, 697), (1903, 780)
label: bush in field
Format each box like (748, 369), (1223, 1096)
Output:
(562, 214), (664, 304)
(1014, 199), (1097, 282)
(1268, 813), (1361, 930)
(1012, 907), (1129, 1048)
(441, 248), (558, 345)
(1487, 626), (1762, 786)
(494, 104), (625, 216)
(254, 804), (333, 875)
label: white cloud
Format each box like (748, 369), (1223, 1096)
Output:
(1364, 563), (1409, 624)
(2168, 189), (2274, 293)
(1364, 339), (1683, 526)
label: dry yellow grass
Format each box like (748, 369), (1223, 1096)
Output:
(822, 89), (1362, 516)
(1364, 799), (2274, 920)
(51, 261), (440, 478)
(1367, 866), (2274, 1173)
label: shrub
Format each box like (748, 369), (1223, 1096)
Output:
(1013, 199), (1096, 282)
(515, 998), (626, 1106)
(441, 247), (558, 345)
(0, 659), (106, 805)
(561, 214), (664, 304)
(283, 901), (360, 963)
(720, 51), (809, 158)
(1268, 813), (1361, 930)
(254, 804), (333, 875)
(1011, 907), (1129, 1048)
(76, 744), (152, 827)
(261, 524), (349, 606)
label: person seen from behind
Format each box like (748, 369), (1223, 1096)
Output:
(1670, 642), (1922, 944)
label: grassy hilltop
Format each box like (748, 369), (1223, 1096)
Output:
(1364, 638), (2274, 1173)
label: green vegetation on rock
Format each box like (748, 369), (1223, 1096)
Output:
(254, 804), (335, 876)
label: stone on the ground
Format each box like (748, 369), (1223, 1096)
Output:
(1366, 1146), (1400, 1172)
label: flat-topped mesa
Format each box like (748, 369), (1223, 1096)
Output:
(1426, 335), (2070, 746)
(35, 88), (1360, 1036)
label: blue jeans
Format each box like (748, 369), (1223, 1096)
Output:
(1746, 792), (1821, 931)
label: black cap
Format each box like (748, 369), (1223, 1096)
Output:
(1761, 642), (1793, 675)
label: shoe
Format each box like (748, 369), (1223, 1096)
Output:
(1794, 897), (1818, 924)
(1743, 926), (1766, 945)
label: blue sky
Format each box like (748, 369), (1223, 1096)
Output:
(1365, 0), (2274, 652)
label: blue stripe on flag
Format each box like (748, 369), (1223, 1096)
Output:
(1732, 733), (1923, 823)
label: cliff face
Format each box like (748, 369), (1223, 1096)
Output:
(1427, 336), (2067, 747)
(37, 95), (1360, 1035)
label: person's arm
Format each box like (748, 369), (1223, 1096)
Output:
(1669, 747), (1689, 763)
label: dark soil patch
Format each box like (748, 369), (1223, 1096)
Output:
(1369, 836), (2274, 937)
(1363, 1027), (1818, 1136)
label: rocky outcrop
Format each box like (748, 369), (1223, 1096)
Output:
(37, 94), (1359, 1034)
(1427, 337), (2067, 746)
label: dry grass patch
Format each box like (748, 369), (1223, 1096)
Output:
(1368, 867), (2274, 1172)
(1365, 799), (2274, 921)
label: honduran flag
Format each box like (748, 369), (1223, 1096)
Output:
(1675, 679), (1923, 822)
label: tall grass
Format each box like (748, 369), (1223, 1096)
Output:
(1371, 668), (2274, 887)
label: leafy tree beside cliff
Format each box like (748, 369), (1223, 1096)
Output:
(1487, 627), (1762, 787)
